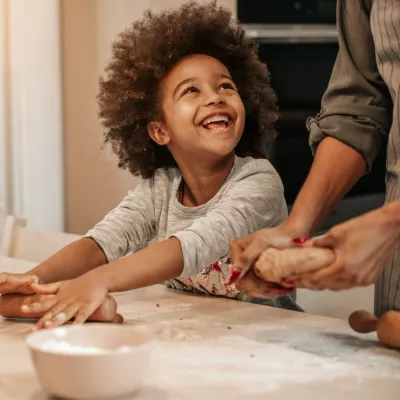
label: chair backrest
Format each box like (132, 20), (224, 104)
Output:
(1, 216), (81, 263)
(296, 286), (374, 320)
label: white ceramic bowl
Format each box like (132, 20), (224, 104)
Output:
(26, 323), (154, 399)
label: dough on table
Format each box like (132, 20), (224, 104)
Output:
(0, 293), (124, 324)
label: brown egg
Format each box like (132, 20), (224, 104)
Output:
(348, 310), (378, 333)
(377, 311), (400, 350)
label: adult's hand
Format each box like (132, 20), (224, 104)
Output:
(292, 201), (400, 290)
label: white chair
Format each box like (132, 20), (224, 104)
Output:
(1, 215), (81, 263)
(297, 287), (374, 320)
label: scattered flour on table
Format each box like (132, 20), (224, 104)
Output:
(145, 338), (366, 392)
(136, 321), (400, 393)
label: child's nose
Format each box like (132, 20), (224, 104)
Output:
(205, 91), (226, 106)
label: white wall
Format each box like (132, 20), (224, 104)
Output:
(0, 0), (9, 220)
(0, 0), (64, 231)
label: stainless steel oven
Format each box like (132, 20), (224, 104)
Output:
(238, 0), (386, 232)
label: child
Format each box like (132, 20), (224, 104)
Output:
(0, 1), (299, 329)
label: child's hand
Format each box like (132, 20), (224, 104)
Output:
(230, 225), (295, 282)
(235, 268), (294, 298)
(24, 273), (109, 330)
(0, 272), (39, 295)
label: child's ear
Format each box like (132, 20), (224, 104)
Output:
(147, 121), (171, 146)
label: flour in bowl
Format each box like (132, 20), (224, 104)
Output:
(40, 340), (132, 355)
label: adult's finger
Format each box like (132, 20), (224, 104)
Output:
(312, 232), (338, 249)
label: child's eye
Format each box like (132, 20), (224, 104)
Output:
(219, 82), (235, 91)
(182, 86), (199, 96)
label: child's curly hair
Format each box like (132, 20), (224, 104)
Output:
(98, 1), (278, 179)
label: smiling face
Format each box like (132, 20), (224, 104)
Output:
(148, 54), (245, 165)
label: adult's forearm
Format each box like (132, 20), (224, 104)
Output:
(28, 238), (107, 283)
(283, 137), (366, 237)
(380, 200), (400, 247)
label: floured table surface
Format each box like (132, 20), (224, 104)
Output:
(0, 257), (399, 399)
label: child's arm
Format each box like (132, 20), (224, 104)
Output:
(96, 163), (286, 292)
(28, 238), (107, 283)
(89, 238), (184, 292)
(27, 162), (286, 328)
(0, 179), (156, 293)
(27, 239), (183, 329)
(0, 239), (106, 295)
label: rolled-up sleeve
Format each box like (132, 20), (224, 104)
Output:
(84, 178), (156, 262)
(307, 0), (392, 171)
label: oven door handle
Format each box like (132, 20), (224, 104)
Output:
(242, 24), (338, 44)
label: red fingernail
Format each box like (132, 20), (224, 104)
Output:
(281, 279), (295, 287)
(227, 268), (241, 285)
(292, 238), (310, 244)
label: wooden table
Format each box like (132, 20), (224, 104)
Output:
(1, 257), (400, 399)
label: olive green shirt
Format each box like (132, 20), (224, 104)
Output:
(307, 0), (400, 316)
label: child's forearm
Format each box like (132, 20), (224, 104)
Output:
(28, 238), (107, 284)
(91, 238), (184, 293)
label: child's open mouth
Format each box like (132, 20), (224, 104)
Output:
(200, 114), (233, 132)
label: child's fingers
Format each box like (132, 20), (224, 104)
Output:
(35, 311), (56, 330)
(34, 301), (71, 330)
(240, 235), (293, 270)
(13, 275), (39, 285)
(238, 238), (267, 271)
(236, 269), (293, 298)
(45, 304), (81, 329)
(21, 297), (58, 314)
(25, 275), (39, 283)
(230, 236), (252, 268)
(0, 273), (7, 284)
(21, 276), (39, 289)
(30, 281), (62, 295)
(0, 274), (38, 294)
(73, 306), (93, 325)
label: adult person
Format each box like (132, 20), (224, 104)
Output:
(231, 0), (400, 317)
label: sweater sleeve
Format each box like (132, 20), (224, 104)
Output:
(172, 162), (287, 276)
(307, 0), (392, 171)
(84, 178), (156, 262)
